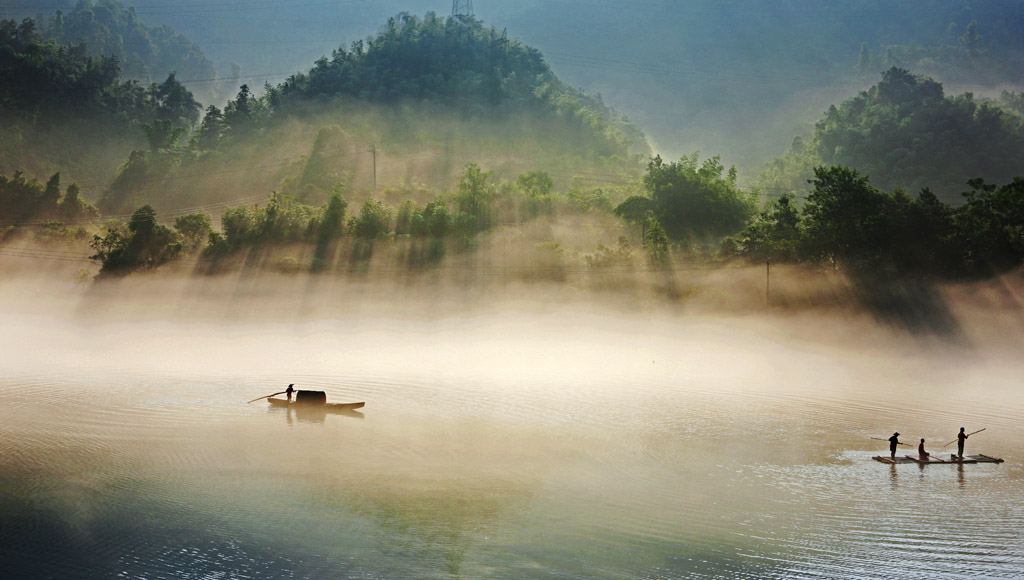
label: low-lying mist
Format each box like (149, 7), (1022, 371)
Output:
(4, 256), (1023, 580)
(4, 254), (1024, 363)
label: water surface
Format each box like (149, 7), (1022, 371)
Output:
(2, 286), (1022, 579)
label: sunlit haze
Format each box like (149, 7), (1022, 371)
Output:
(2, 1), (1024, 578)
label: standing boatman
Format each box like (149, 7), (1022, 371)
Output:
(888, 432), (902, 459)
(286, 383), (295, 402)
(956, 427), (969, 459)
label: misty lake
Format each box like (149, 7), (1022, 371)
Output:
(2, 278), (1023, 580)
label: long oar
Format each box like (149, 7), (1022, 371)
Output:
(942, 428), (986, 448)
(871, 437), (912, 447)
(247, 391), (286, 404)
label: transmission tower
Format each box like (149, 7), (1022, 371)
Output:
(451, 0), (473, 17)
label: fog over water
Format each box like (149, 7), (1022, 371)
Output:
(2, 271), (1023, 579)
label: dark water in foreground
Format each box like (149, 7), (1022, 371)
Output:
(2, 303), (1022, 579)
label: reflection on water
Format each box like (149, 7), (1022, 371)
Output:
(334, 475), (534, 576)
(270, 403), (365, 424)
(2, 304), (1023, 579)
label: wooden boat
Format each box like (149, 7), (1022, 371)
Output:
(872, 454), (1004, 465)
(267, 397), (365, 412)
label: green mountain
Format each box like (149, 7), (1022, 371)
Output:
(98, 13), (648, 213)
(0, 16), (200, 190)
(757, 68), (1024, 202)
(37, 0), (218, 100)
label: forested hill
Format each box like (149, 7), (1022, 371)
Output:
(758, 67), (1024, 202)
(267, 13), (645, 158)
(6, 1), (1023, 173)
(36, 0), (215, 86)
(276, 13), (546, 108)
(0, 17), (200, 185)
(503, 0), (1024, 169)
(92, 13), (647, 213)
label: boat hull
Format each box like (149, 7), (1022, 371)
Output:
(267, 398), (365, 411)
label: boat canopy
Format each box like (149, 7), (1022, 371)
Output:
(295, 390), (327, 405)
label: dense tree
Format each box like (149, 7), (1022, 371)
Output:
(726, 193), (802, 263)
(800, 166), (893, 269)
(516, 171), (555, 217)
(414, 199), (452, 238)
(348, 199), (393, 240)
(643, 154), (756, 241)
(141, 119), (185, 151)
(394, 201), (415, 236)
(38, 1), (216, 91)
(192, 105), (225, 150)
(57, 183), (100, 223)
(148, 72), (201, 129)
(99, 150), (148, 213)
(1, 17), (204, 197)
(38, 173), (62, 218)
(222, 84), (263, 139)
(90, 205), (182, 274)
(312, 191), (347, 269)
(960, 20), (981, 57)
(452, 163), (495, 236)
(642, 217), (670, 266)
(614, 195), (655, 226)
(761, 68), (1024, 200)
(1, 18), (199, 128)
(1000, 91), (1024, 117)
(0, 171), (97, 225)
(566, 181), (614, 214)
(733, 165), (1024, 279)
(173, 212), (212, 253)
(953, 177), (1024, 275)
(271, 13), (643, 158)
(214, 194), (315, 251)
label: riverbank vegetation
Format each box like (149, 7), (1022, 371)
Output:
(1, 9), (1023, 308)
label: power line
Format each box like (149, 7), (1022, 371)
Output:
(545, 53), (867, 87)
(0, 247), (94, 263)
(0, 0), (368, 13)
(2, 16), (1011, 95)
(0, 193), (270, 226)
(0, 155), (808, 228)
(0, 243), (827, 276)
(71, 159), (298, 191)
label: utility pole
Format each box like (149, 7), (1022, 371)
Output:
(765, 258), (771, 306)
(451, 0), (473, 17)
(368, 144), (377, 192)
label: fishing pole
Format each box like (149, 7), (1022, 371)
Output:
(871, 437), (912, 447)
(247, 390), (286, 404)
(942, 428), (986, 448)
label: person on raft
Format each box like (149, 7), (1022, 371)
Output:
(918, 438), (930, 460)
(286, 384), (295, 402)
(888, 432), (902, 459)
(956, 427), (969, 458)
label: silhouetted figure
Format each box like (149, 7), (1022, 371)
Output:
(888, 432), (902, 459)
(286, 383), (295, 402)
(957, 427), (969, 458)
(918, 438), (929, 460)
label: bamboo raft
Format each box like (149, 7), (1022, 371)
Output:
(873, 454), (1004, 465)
